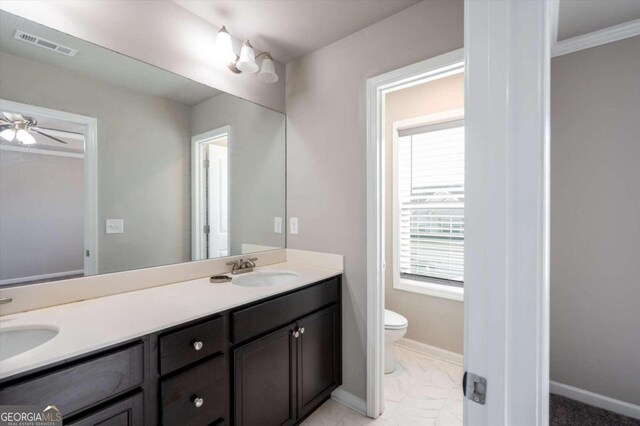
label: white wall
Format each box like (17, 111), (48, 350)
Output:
(191, 93), (286, 255)
(0, 52), (192, 275)
(286, 0), (464, 399)
(0, 151), (83, 281)
(384, 73), (465, 354)
(551, 36), (640, 405)
(0, 0), (286, 113)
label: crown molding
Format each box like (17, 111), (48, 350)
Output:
(552, 18), (640, 57)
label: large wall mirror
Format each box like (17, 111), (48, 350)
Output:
(0, 11), (286, 286)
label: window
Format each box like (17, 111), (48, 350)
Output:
(394, 111), (464, 300)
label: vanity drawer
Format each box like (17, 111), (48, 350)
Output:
(161, 355), (226, 426)
(159, 316), (224, 375)
(231, 277), (339, 343)
(0, 342), (143, 417)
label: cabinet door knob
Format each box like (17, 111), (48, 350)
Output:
(193, 341), (204, 351)
(193, 397), (204, 408)
(300, 327), (305, 334)
(293, 331), (300, 338)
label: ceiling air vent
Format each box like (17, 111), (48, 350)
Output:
(14, 30), (78, 57)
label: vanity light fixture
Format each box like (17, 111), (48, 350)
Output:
(215, 26), (279, 83)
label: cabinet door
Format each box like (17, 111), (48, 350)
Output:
(233, 323), (297, 426)
(67, 392), (143, 426)
(297, 305), (340, 418)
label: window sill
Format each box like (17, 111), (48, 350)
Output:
(394, 277), (464, 302)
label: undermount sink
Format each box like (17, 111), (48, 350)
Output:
(0, 326), (59, 361)
(232, 270), (299, 287)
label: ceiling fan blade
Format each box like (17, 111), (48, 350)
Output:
(31, 126), (84, 137)
(2, 112), (25, 122)
(32, 129), (68, 144)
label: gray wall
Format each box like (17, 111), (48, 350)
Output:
(551, 36), (640, 405)
(0, 51), (192, 275)
(0, 151), (83, 281)
(286, 0), (464, 399)
(190, 93), (286, 255)
(384, 73), (465, 354)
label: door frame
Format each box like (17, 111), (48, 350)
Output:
(463, 0), (551, 423)
(0, 98), (98, 276)
(366, 0), (553, 420)
(365, 49), (465, 418)
(191, 125), (231, 260)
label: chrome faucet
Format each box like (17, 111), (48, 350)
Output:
(226, 257), (258, 275)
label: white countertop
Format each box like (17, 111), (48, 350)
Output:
(0, 261), (341, 380)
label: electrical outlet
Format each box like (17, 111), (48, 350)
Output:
(274, 217), (282, 234)
(105, 219), (124, 234)
(290, 217), (299, 235)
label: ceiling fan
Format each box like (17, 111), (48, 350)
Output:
(0, 112), (82, 145)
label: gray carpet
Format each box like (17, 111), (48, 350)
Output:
(550, 394), (640, 426)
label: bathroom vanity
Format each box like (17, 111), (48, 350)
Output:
(0, 267), (342, 426)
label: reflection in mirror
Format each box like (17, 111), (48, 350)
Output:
(0, 11), (286, 286)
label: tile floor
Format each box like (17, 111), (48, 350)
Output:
(302, 345), (464, 425)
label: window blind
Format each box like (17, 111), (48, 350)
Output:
(397, 119), (464, 285)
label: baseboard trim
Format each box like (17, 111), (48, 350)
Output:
(550, 381), (640, 420)
(396, 337), (463, 365)
(331, 387), (367, 416)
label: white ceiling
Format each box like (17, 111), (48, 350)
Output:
(0, 11), (220, 106)
(558, 0), (640, 41)
(171, 0), (421, 64)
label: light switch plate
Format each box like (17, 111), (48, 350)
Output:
(106, 219), (124, 234)
(274, 217), (283, 234)
(290, 217), (299, 235)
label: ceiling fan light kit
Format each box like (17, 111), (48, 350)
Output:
(0, 112), (79, 145)
(215, 26), (278, 83)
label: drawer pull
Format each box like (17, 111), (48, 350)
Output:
(293, 330), (300, 338)
(193, 397), (204, 408)
(193, 341), (204, 351)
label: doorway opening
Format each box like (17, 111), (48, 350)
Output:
(366, 49), (465, 420)
(191, 126), (230, 260)
(0, 99), (98, 285)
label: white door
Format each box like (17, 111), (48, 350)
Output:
(207, 143), (229, 258)
(191, 125), (231, 261)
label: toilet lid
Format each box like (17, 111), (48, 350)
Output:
(385, 309), (408, 330)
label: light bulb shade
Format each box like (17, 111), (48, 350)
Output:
(215, 26), (236, 63)
(236, 41), (258, 73)
(0, 128), (16, 141)
(16, 129), (36, 145)
(258, 55), (278, 83)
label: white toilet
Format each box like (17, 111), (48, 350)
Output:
(384, 309), (408, 373)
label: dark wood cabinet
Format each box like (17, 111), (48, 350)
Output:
(0, 342), (144, 418)
(160, 355), (226, 426)
(159, 316), (224, 375)
(0, 275), (342, 426)
(233, 302), (342, 426)
(234, 323), (297, 426)
(67, 392), (144, 426)
(297, 305), (341, 419)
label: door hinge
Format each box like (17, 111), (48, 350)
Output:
(85, 249), (90, 257)
(203, 225), (210, 234)
(463, 371), (487, 405)
(203, 159), (210, 168)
